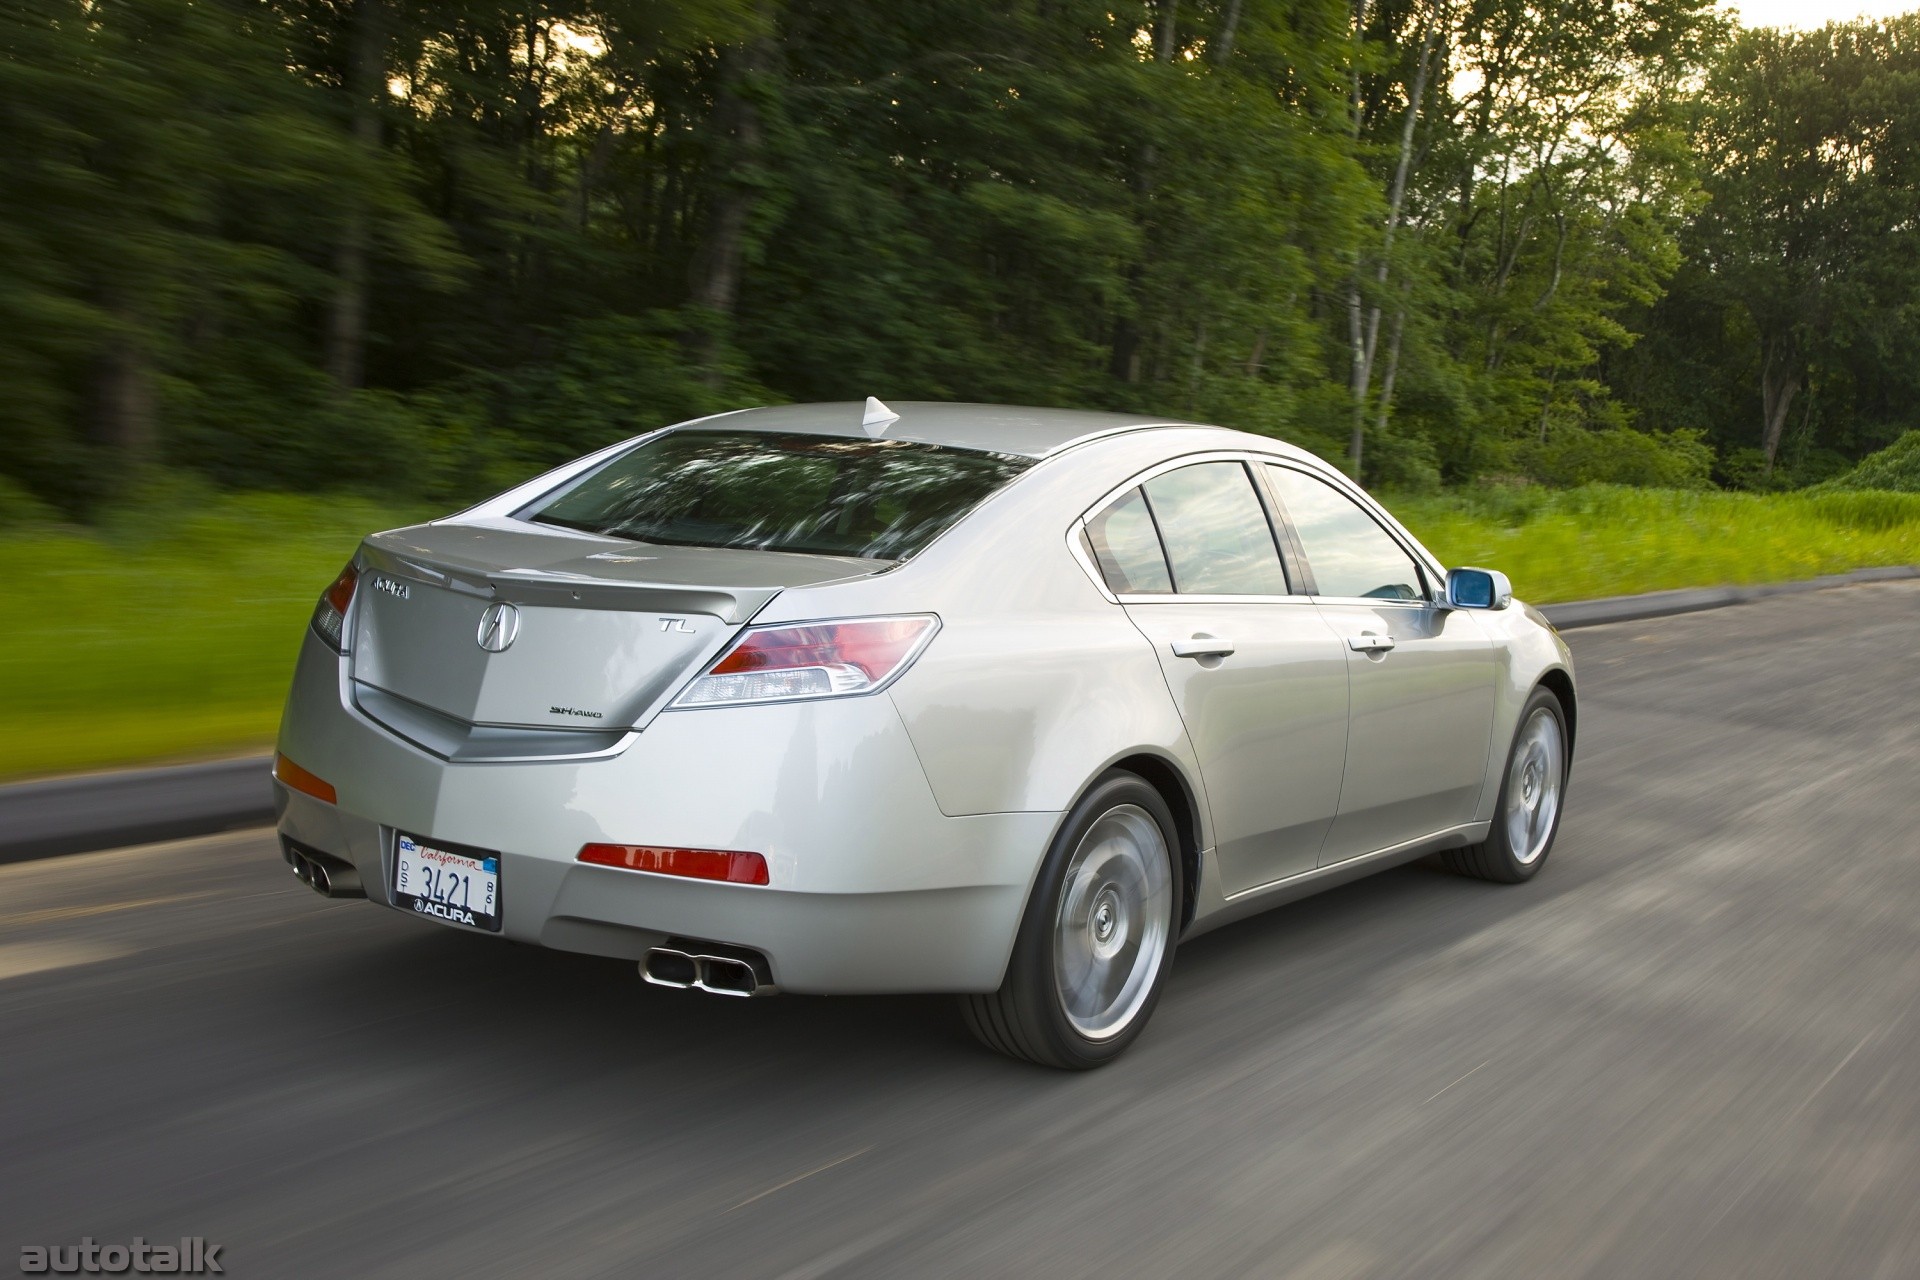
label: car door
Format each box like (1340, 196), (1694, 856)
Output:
(1259, 463), (1496, 865)
(1082, 458), (1350, 896)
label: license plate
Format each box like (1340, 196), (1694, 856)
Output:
(393, 833), (502, 932)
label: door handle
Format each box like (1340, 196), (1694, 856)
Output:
(1347, 634), (1396, 653)
(1170, 636), (1235, 659)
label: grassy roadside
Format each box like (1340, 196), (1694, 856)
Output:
(0, 493), (428, 782)
(1393, 486), (1920, 601)
(3, 484), (1918, 782)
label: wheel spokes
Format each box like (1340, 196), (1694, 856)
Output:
(1052, 806), (1172, 1040)
(1505, 709), (1564, 865)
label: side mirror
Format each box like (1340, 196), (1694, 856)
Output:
(1446, 567), (1513, 610)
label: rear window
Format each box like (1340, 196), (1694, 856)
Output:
(525, 430), (1033, 560)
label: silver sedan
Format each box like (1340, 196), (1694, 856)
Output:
(273, 401), (1574, 1067)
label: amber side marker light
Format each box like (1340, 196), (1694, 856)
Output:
(273, 753), (337, 805)
(578, 843), (769, 886)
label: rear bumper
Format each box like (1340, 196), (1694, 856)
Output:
(274, 631), (1057, 993)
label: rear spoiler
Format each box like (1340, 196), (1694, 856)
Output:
(358, 545), (777, 625)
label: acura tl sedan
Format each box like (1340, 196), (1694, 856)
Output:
(273, 400), (1574, 1068)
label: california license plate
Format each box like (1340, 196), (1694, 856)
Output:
(393, 833), (502, 932)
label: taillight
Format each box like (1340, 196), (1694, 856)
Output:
(669, 615), (939, 708)
(311, 562), (359, 652)
(578, 843), (770, 886)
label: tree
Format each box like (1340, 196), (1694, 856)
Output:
(8, 0), (1919, 515)
(1688, 18), (1920, 473)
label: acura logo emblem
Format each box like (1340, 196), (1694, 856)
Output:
(476, 602), (521, 653)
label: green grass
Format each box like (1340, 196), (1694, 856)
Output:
(1392, 485), (1920, 604)
(3, 484), (1918, 782)
(0, 493), (427, 781)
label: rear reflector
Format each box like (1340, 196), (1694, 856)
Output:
(577, 843), (769, 886)
(274, 753), (337, 804)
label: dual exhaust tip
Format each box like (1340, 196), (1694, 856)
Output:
(643, 942), (777, 997)
(282, 839), (365, 900)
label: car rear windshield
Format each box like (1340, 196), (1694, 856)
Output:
(524, 430), (1034, 560)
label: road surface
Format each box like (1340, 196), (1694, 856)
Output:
(4, 582), (1918, 1278)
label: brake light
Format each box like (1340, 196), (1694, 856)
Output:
(273, 753), (337, 804)
(578, 843), (770, 886)
(669, 615), (939, 708)
(311, 562), (359, 652)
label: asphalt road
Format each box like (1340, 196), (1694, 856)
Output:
(4, 582), (1919, 1279)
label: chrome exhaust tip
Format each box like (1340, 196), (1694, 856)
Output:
(642, 947), (700, 989)
(280, 839), (366, 900)
(641, 942), (777, 997)
(693, 955), (772, 998)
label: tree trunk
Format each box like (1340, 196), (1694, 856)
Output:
(1348, 20), (1435, 477)
(1156, 0), (1180, 62)
(573, 87), (634, 230)
(1373, 303), (1409, 440)
(1372, 26), (1436, 303)
(326, 0), (387, 393)
(1760, 333), (1802, 475)
(1108, 1), (1178, 382)
(1186, 317), (1207, 409)
(1538, 365), (1559, 444)
(1348, 0), (1372, 144)
(1212, 0), (1243, 61)
(1347, 282), (1368, 475)
(1108, 300), (1144, 383)
(688, 12), (777, 378)
(93, 303), (155, 466)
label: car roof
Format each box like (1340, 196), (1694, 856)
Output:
(686, 401), (1243, 460)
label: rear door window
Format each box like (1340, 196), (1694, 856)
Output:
(1141, 462), (1291, 596)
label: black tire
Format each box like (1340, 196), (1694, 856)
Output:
(961, 771), (1183, 1070)
(1441, 685), (1570, 883)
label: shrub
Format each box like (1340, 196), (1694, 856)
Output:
(1824, 431), (1920, 492)
(1519, 428), (1714, 489)
(0, 475), (58, 530)
(486, 313), (776, 465)
(1362, 429), (1443, 494)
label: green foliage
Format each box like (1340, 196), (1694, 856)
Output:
(1619, 16), (1920, 474)
(0, 476), (59, 530)
(4, 0), (1920, 524)
(1823, 431), (1920, 492)
(1518, 428), (1714, 489)
(478, 313), (774, 465)
(0, 0), (460, 514)
(1359, 429), (1444, 494)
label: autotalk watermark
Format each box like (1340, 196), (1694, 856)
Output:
(18, 1237), (223, 1274)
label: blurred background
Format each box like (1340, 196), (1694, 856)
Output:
(5, 0), (1920, 781)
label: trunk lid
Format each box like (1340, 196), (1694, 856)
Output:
(347, 517), (885, 739)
